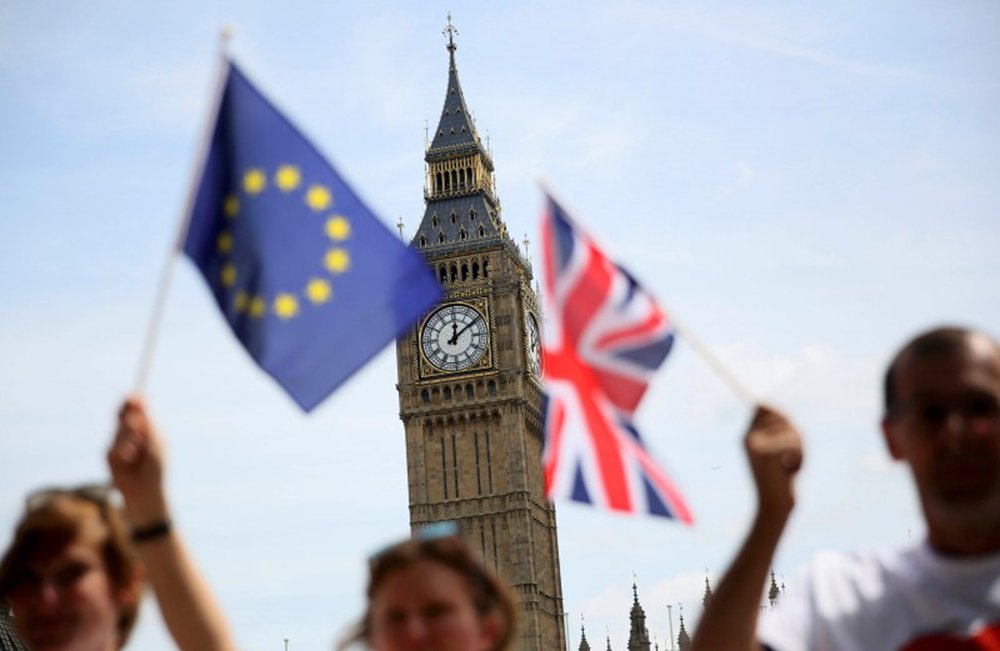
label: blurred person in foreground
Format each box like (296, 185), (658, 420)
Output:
(692, 326), (1000, 650)
(338, 525), (518, 651)
(0, 396), (236, 651)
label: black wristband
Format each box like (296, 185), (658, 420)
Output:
(131, 519), (171, 543)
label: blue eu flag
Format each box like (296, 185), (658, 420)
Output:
(183, 61), (442, 411)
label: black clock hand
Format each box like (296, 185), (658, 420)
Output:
(449, 316), (482, 345)
(447, 322), (459, 345)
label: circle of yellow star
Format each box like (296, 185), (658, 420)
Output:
(275, 165), (302, 192)
(324, 248), (350, 274)
(273, 293), (300, 319)
(305, 185), (332, 211)
(249, 296), (267, 318)
(221, 263), (237, 287)
(234, 291), (249, 313)
(223, 195), (240, 218)
(243, 169), (267, 195)
(306, 278), (332, 304)
(325, 216), (351, 241)
(217, 232), (233, 254)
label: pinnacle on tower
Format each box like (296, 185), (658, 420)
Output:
(627, 579), (652, 651)
(579, 617), (591, 651)
(677, 612), (692, 651)
(703, 575), (713, 607)
(768, 569), (780, 607)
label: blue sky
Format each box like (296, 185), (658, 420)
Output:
(2, 2), (999, 649)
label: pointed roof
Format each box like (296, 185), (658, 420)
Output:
(702, 575), (713, 607)
(628, 580), (651, 651)
(768, 569), (781, 607)
(677, 613), (692, 651)
(427, 13), (486, 158)
(579, 622), (592, 651)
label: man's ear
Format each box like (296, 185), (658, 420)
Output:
(881, 417), (904, 461)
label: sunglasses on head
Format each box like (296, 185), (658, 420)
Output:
(25, 483), (117, 514)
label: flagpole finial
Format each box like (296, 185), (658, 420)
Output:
(219, 25), (234, 51)
(397, 216), (405, 240)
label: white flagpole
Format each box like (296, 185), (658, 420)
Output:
(133, 28), (233, 394)
(535, 179), (757, 406)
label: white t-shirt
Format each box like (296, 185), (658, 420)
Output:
(757, 542), (1000, 651)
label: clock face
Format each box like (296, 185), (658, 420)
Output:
(526, 313), (542, 377)
(421, 303), (489, 372)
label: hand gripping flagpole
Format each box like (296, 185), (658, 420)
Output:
(133, 29), (233, 394)
(536, 179), (757, 407)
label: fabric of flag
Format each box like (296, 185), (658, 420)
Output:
(539, 192), (693, 523)
(183, 61), (442, 411)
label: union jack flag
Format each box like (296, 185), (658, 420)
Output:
(539, 192), (693, 523)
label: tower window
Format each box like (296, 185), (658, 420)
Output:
(459, 168), (466, 188)
(439, 266), (447, 283)
(438, 233), (446, 243)
(474, 431), (484, 495)
(452, 434), (459, 498)
(478, 226), (485, 238)
(419, 235), (427, 247)
(443, 386), (452, 400)
(485, 430), (493, 492)
(472, 262), (479, 279)
(461, 262), (468, 279)
(441, 438), (448, 499)
(449, 264), (458, 282)
(465, 383), (474, 398)
(432, 214), (439, 227)
(450, 212), (457, 224)
(487, 380), (497, 396)
(460, 230), (467, 241)
(421, 389), (430, 403)
(482, 258), (490, 278)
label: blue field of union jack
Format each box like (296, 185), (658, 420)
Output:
(539, 191), (693, 523)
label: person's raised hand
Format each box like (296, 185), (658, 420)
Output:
(745, 405), (803, 519)
(107, 395), (169, 526)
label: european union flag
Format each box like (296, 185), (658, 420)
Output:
(183, 60), (442, 411)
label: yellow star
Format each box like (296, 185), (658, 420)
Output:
(273, 293), (300, 319)
(217, 232), (233, 254)
(324, 248), (350, 274)
(249, 296), (266, 318)
(305, 184), (332, 211)
(275, 165), (301, 192)
(220, 263), (237, 287)
(243, 169), (267, 195)
(306, 278), (332, 304)
(325, 216), (351, 241)
(234, 291), (249, 313)
(223, 195), (240, 218)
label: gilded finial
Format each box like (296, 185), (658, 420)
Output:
(444, 13), (458, 52)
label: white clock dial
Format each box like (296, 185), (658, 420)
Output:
(421, 303), (489, 372)
(526, 313), (542, 377)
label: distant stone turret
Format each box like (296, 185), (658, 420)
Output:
(628, 582), (652, 651)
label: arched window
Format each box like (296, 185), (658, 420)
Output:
(443, 386), (452, 400)
(472, 262), (479, 279)
(459, 168), (466, 188)
(482, 258), (490, 278)
(438, 233), (446, 243)
(487, 380), (497, 396)
(439, 266), (447, 283)
(460, 230), (467, 241)
(444, 172), (451, 191)
(421, 389), (430, 403)
(465, 384), (474, 398)
(435, 172), (442, 193)
(451, 170), (457, 188)
(461, 263), (468, 280)
(450, 264), (458, 282)
(478, 226), (485, 238)
(467, 167), (474, 186)
(419, 235), (427, 247)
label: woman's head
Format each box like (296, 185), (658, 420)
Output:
(343, 530), (517, 651)
(0, 486), (143, 651)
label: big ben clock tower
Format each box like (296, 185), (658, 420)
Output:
(395, 17), (566, 651)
